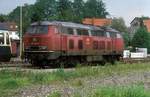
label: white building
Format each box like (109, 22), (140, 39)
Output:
(0, 22), (19, 40)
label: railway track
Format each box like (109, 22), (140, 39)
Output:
(0, 58), (31, 68)
(121, 57), (150, 64)
(1, 57), (150, 69)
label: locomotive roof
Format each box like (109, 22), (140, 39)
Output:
(31, 21), (102, 30)
(100, 26), (119, 33)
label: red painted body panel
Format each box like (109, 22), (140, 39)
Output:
(23, 24), (124, 61)
(115, 38), (124, 52)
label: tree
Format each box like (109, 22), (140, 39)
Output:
(84, 0), (108, 18)
(7, 0), (109, 33)
(8, 4), (34, 33)
(111, 17), (130, 47)
(8, 7), (20, 23)
(22, 4), (34, 32)
(32, 0), (57, 22)
(122, 32), (130, 48)
(111, 17), (127, 32)
(72, 0), (85, 22)
(131, 27), (150, 52)
(0, 14), (7, 22)
(57, 0), (74, 21)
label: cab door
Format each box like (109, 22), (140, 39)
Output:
(76, 29), (91, 55)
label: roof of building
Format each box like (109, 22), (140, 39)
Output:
(130, 17), (150, 24)
(82, 18), (112, 26)
(0, 22), (18, 31)
(130, 17), (150, 32)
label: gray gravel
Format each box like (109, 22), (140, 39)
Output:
(13, 71), (150, 97)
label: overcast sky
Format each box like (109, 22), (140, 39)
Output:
(0, 0), (150, 26)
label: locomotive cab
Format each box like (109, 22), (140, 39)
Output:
(0, 32), (11, 62)
(23, 22), (59, 66)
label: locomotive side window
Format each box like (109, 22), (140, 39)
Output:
(67, 28), (74, 35)
(91, 30), (106, 37)
(61, 27), (67, 34)
(27, 25), (48, 34)
(69, 39), (74, 49)
(62, 27), (74, 35)
(109, 32), (116, 38)
(76, 29), (89, 36)
(106, 32), (110, 38)
(116, 33), (122, 38)
(78, 40), (83, 49)
(0, 33), (4, 44)
(97, 31), (106, 37)
(93, 41), (98, 49)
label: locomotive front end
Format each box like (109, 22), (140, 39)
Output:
(23, 23), (54, 66)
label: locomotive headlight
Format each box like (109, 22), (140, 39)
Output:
(40, 46), (47, 50)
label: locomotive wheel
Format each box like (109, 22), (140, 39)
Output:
(109, 56), (116, 65)
(31, 60), (42, 68)
(58, 57), (79, 68)
(4, 57), (11, 62)
(100, 60), (106, 66)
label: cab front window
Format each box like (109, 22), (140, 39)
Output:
(27, 25), (48, 34)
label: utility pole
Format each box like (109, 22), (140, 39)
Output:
(20, 6), (23, 59)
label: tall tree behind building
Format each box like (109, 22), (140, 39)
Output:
(72, 0), (85, 22)
(8, 4), (33, 33)
(132, 27), (150, 52)
(111, 17), (129, 47)
(7, 0), (109, 33)
(31, 0), (57, 22)
(57, 0), (74, 21)
(111, 17), (127, 32)
(84, 0), (108, 18)
(0, 14), (8, 22)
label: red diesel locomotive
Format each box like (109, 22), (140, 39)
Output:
(23, 21), (124, 67)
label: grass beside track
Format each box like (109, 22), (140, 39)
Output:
(48, 85), (150, 97)
(72, 85), (150, 97)
(0, 62), (150, 97)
